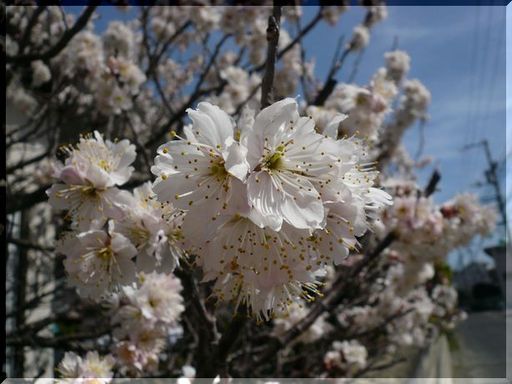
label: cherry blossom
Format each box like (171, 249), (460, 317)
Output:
(58, 221), (137, 298)
(113, 182), (185, 273)
(57, 351), (115, 384)
(47, 131), (136, 229)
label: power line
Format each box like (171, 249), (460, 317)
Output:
(466, 5), (498, 189)
(480, 6), (505, 139)
(463, 139), (510, 243)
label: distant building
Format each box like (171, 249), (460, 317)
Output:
(484, 244), (511, 308)
(453, 261), (492, 294)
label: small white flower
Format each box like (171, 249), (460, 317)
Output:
(119, 271), (184, 326)
(365, 5), (388, 28)
(103, 21), (135, 59)
(80, 352), (116, 381)
(152, 102), (249, 217)
(338, 340), (368, 368)
(349, 25), (370, 51)
(242, 98), (336, 230)
(273, 300), (331, 344)
(182, 365), (196, 378)
(385, 50), (411, 83)
(57, 352), (83, 379)
(31, 60), (52, 87)
(321, 6), (348, 26)
(111, 271), (184, 375)
(47, 131), (136, 229)
(59, 222), (137, 298)
(113, 182), (184, 273)
(58, 351), (115, 384)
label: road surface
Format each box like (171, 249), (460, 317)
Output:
(451, 310), (510, 378)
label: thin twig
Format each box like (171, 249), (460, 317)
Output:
(347, 48), (366, 83)
(6, 150), (51, 175)
(260, 6), (282, 109)
(295, 17), (312, 103)
(414, 119), (426, 161)
(424, 168), (441, 197)
(7, 185), (50, 215)
(145, 20), (192, 78)
(7, 237), (54, 252)
(7, 327), (112, 348)
(313, 47), (350, 106)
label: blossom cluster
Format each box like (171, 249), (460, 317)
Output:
(333, 260), (467, 351)
(273, 177), (495, 375)
(151, 98), (392, 319)
(48, 132), (184, 298)
(57, 351), (115, 384)
(308, 49), (410, 145)
(56, 272), (185, 380)
(46, 95), (392, 321)
(329, 180), (497, 352)
(110, 272), (185, 376)
(347, 5), (388, 51)
(34, 6), (398, 318)
(324, 339), (368, 376)
(8, 6), (146, 116)
(379, 180), (496, 261)
(374, 180), (496, 320)
(380, 78), (431, 160)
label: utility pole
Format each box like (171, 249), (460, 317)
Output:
(463, 139), (510, 243)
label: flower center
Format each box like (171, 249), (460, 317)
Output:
(98, 159), (111, 171)
(264, 145), (285, 170)
(148, 297), (160, 308)
(130, 227), (150, 247)
(97, 246), (113, 261)
(210, 160), (228, 181)
(80, 185), (99, 198)
(355, 92), (369, 106)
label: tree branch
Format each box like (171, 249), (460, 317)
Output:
(7, 237), (54, 252)
(6, 6), (97, 64)
(312, 47), (350, 106)
(174, 267), (220, 377)
(7, 185), (50, 215)
(260, 6), (282, 109)
(252, 8), (323, 73)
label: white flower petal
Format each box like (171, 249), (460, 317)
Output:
(222, 139), (250, 182)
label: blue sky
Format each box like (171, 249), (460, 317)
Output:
(69, 5), (508, 268)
